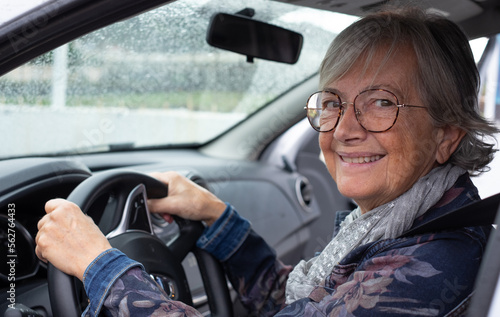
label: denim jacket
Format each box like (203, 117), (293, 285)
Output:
(82, 174), (490, 317)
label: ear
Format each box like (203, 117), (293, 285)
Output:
(435, 125), (466, 164)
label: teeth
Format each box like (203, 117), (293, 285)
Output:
(342, 155), (381, 164)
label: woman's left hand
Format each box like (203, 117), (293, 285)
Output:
(35, 198), (112, 281)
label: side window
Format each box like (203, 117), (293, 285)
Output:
(475, 35), (500, 197)
(478, 35), (500, 123)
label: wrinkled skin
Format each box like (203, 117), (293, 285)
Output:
(319, 46), (465, 213)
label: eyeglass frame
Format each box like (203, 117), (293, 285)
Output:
(305, 88), (427, 133)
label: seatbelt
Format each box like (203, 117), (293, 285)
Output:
(402, 192), (500, 237)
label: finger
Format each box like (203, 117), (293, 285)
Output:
(148, 171), (165, 181)
(147, 198), (160, 213)
(35, 245), (47, 263)
(34, 229), (48, 263)
(44, 198), (66, 214)
(147, 198), (174, 222)
(149, 171), (184, 187)
(37, 214), (49, 231)
(161, 213), (174, 223)
(34, 229), (40, 246)
(147, 197), (171, 213)
(149, 171), (173, 185)
(148, 195), (185, 216)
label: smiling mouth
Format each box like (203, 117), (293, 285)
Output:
(341, 155), (383, 164)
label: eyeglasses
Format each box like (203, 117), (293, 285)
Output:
(305, 89), (427, 133)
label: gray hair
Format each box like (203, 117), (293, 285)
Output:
(319, 8), (498, 174)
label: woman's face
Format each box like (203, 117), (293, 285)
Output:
(319, 47), (451, 213)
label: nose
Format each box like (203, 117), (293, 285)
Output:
(333, 102), (366, 142)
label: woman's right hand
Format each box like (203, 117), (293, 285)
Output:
(148, 171), (226, 227)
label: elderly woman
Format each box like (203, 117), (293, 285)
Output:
(36, 7), (498, 317)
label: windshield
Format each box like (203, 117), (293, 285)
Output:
(0, 0), (357, 158)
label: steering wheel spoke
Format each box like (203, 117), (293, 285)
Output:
(107, 184), (154, 238)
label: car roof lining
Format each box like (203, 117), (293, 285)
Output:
(273, 0), (482, 21)
(274, 0), (500, 39)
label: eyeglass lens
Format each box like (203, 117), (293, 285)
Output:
(306, 89), (399, 132)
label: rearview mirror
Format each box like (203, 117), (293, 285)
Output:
(206, 13), (303, 64)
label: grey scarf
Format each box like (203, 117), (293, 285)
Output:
(285, 164), (466, 304)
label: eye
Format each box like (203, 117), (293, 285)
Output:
(373, 99), (396, 107)
(322, 99), (341, 110)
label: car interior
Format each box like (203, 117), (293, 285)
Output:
(0, 0), (500, 316)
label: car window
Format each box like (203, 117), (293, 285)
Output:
(0, 0), (357, 159)
(474, 34), (500, 197)
(470, 37), (489, 62)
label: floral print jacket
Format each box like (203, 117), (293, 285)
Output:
(82, 174), (490, 317)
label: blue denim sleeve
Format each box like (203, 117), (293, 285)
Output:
(82, 248), (143, 317)
(197, 203), (292, 315)
(196, 203), (251, 261)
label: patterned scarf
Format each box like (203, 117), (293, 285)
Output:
(285, 164), (466, 304)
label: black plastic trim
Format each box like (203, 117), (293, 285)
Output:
(0, 0), (177, 76)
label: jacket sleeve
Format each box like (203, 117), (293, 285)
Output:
(82, 249), (203, 317)
(100, 267), (204, 317)
(197, 204), (293, 315)
(222, 229), (293, 315)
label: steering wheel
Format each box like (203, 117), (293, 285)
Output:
(47, 170), (232, 317)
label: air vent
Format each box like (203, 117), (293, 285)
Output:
(295, 176), (312, 211)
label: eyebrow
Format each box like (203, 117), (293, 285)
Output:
(324, 83), (406, 101)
